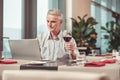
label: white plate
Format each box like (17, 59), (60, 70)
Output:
(28, 61), (47, 65)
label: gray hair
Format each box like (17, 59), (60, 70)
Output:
(47, 9), (63, 20)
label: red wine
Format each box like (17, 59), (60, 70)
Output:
(63, 37), (72, 42)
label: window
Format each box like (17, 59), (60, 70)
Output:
(37, 0), (48, 35)
(2, 0), (64, 58)
(37, 0), (59, 35)
(3, 0), (22, 58)
(91, 0), (119, 53)
(3, 0), (22, 39)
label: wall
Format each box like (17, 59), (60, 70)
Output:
(66, 0), (91, 31)
(72, 0), (91, 18)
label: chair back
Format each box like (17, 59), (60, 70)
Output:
(2, 70), (110, 80)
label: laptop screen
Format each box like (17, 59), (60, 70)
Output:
(9, 39), (41, 60)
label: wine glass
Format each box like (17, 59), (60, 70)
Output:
(63, 30), (72, 42)
(63, 30), (73, 62)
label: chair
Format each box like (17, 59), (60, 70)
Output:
(2, 70), (110, 80)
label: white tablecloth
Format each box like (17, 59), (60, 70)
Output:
(59, 56), (120, 80)
(0, 59), (31, 80)
(0, 57), (120, 80)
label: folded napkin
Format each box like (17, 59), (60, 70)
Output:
(84, 61), (105, 67)
(0, 58), (17, 64)
(95, 53), (112, 56)
(100, 59), (116, 63)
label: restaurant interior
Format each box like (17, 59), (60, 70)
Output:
(0, 0), (120, 80)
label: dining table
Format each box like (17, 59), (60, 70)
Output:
(58, 56), (120, 80)
(20, 55), (120, 80)
(0, 55), (120, 80)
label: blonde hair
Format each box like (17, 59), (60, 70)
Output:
(47, 9), (63, 20)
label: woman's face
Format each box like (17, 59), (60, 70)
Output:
(46, 15), (63, 33)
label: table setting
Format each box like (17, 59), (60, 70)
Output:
(59, 53), (120, 80)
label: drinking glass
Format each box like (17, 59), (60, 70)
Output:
(63, 30), (72, 42)
(2, 37), (11, 59)
(77, 47), (87, 65)
(63, 30), (73, 60)
(91, 49), (96, 56)
(112, 49), (117, 57)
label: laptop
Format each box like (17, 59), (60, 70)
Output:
(9, 39), (42, 60)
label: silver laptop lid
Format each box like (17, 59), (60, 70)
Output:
(9, 39), (41, 60)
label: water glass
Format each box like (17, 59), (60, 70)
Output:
(112, 49), (117, 57)
(76, 51), (87, 65)
(91, 49), (96, 56)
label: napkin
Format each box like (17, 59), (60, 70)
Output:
(0, 58), (17, 64)
(84, 61), (105, 67)
(100, 59), (116, 63)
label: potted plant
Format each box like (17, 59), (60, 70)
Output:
(101, 21), (120, 52)
(71, 14), (98, 50)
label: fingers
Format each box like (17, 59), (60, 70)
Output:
(65, 42), (75, 51)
